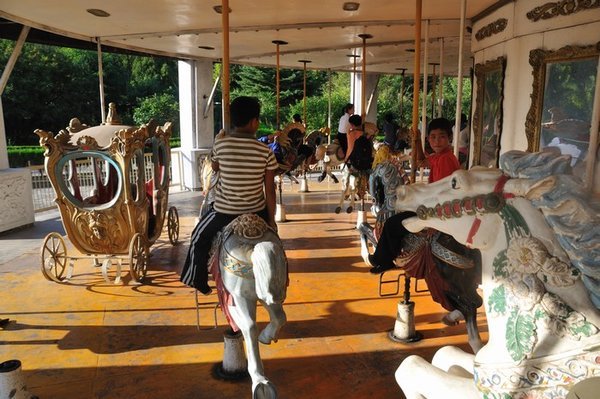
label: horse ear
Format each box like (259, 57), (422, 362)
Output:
(401, 216), (427, 233)
(524, 176), (557, 200)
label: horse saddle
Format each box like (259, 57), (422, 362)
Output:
(396, 231), (475, 270)
(325, 141), (345, 162)
(212, 214), (274, 278)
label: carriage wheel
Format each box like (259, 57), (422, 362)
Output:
(128, 233), (148, 283)
(40, 232), (68, 282)
(167, 206), (179, 245)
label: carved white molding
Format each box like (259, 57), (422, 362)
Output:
(0, 168), (34, 232)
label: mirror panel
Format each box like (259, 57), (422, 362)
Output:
(472, 57), (506, 167)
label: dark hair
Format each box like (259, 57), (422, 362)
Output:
(230, 96), (260, 127)
(427, 118), (453, 137)
(343, 103), (354, 114)
(293, 113), (302, 123)
(384, 112), (394, 123)
(348, 114), (362, 127)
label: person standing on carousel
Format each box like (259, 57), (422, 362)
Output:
(180, 96), (279, 295)
(336, 103), (354, 155)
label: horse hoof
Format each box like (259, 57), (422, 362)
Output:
(346, 207), (353, 214)
(317, 175), (325, 183)
(332, 176), (339, 184)
(253, 381), (278, 399)
(335, 207), (341, 214)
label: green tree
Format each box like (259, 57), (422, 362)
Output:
(133, 93), (180, 137)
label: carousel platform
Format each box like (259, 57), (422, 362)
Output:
(0, 173), (487, 399)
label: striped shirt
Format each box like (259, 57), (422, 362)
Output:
(211, 135), (278, 214)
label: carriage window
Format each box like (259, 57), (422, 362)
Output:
(143, 140), (155, 188)
(156, 141), (169, 188)
(129, 149), (145, 203)
(56, 152), (122, 208)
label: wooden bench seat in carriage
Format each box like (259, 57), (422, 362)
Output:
(35, 103), (179, 284)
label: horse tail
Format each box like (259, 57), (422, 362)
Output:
(252, 240), (287, 305)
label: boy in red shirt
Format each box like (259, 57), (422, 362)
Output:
(369, 118), (460, 273)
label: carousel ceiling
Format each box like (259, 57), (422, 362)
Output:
(0, 0), (506, 76)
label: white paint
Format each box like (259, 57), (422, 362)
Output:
(0, 168), (34, 233)
(178, 59), (215, 190)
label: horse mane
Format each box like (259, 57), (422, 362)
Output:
(500, 149), (600, 308)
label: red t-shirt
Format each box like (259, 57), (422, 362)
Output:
(428, 147), (460, 183)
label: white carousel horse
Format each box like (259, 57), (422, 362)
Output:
(314, 140), (343, 183)
(395, 149), (600, 399)
(334, 165), (368, 214)
(211, 213), (287, 399)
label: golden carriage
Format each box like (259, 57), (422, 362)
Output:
(35, 103), (179, 284)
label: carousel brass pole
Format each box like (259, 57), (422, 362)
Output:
(97, 38), (106, 123)
(352, 52), (358, 105)
(327, 68), (332, 143)
(438, 38), (444, 117)
(431, 63), (438, 120)
(454, 0), (466, 157)
(221, 0), (230, 132)
(358, 34), (373, 119)
(347, 53), (360, 106)
(421, 19), (429, 146)
(410, 0), (422, 183)
(272, 40), (288, 130)
(396, 68), (406, 126)
(299, 60), (311, 125)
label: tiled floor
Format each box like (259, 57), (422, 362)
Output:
(0, 175), (486, 398)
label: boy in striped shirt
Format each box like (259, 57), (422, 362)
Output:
(180, 96), (279, 294)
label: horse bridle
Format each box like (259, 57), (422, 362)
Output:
(414, 174), (512, 246)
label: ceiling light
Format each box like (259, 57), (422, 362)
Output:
(86, 9), (110, 17)
(343, 2), (360, 11)
(346, 54), (360, 58)
(213, 5), (231, 14)
(198, 46), (215, 50)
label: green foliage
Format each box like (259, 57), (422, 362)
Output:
(7, 146), (45, 167)
(229, 65), (329, 129)
(487, 286), (507, 314)
(375, 74), (471, 130)
(0, 39), (178, 145)
(493, 250), (508, 279)
(133, 93), (180, 137)
(505, 309), (536, 361)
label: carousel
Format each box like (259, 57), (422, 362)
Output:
(0, 1), (599, 398)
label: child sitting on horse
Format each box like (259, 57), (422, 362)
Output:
(368, 117), (460, 274)
(181, 96), (279, 294)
